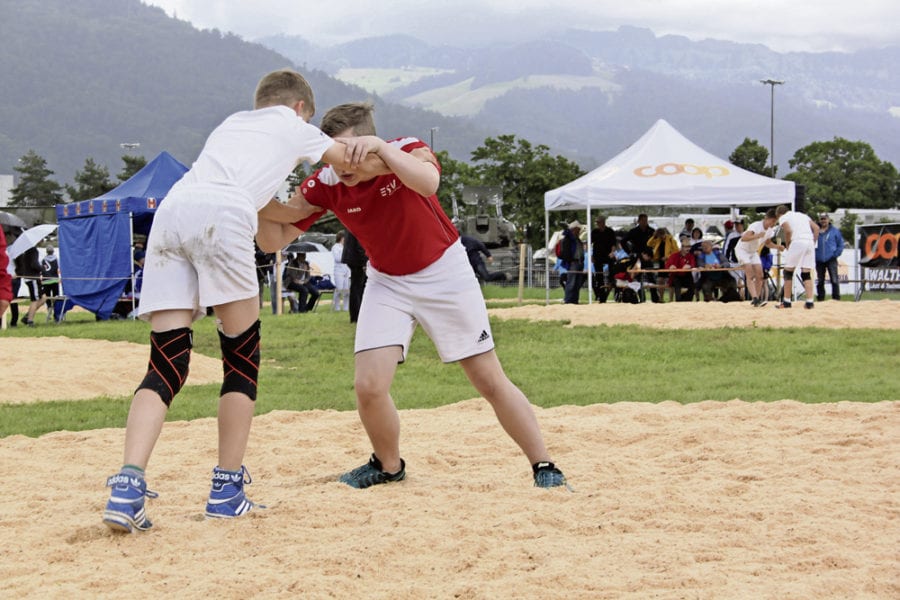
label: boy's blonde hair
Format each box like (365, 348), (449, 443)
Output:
(254, 69), (316, 115)
(320, 102), (377, 137)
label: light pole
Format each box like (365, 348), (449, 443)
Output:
(429, 127), (439, 150)
(759, 79), (784, 176)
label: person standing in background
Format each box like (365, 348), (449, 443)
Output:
(814, 213), (844, 302)
(559, 220), (585, 304)
(0, 227), (11, 324)
(341, 230), (368, 323)
(331, 231), (350, 311)
(590, 215), (617, 302)
(14, 246), (42, 327)
(40, 246), (60, 314)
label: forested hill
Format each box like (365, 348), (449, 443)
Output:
(0, 0), (487, 186)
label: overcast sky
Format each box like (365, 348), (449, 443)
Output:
(143, 0), (899, 53)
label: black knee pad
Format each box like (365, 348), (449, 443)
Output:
(137, 327), (193, 407)
(783, 269), (795, 279)
(800, 271), (812, 281)
(219, 320), (261, 401)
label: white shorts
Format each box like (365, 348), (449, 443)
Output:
(333, 264), (350, 291)
(355, 240), (494, 363)
(138, 185), (258, 321)
(782, 238), (815, 271)
(736, 247), (762, 266)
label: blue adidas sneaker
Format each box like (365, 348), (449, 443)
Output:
(103, 470), (158, 533)
(205, 465), (265, 519)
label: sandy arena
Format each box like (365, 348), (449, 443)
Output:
(0, 300), (898, 598)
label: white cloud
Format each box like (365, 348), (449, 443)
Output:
(143, 0), (900, 53)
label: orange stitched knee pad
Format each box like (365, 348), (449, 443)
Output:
(219, 320), (261, 401)
(137, 328), (193, 406)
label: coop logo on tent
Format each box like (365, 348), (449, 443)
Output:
(633, 163), (730, 178)
(146, 198), (156, 209)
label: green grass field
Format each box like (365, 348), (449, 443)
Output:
(1, 287), (898, 437)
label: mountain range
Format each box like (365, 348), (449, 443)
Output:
(260, 27), (900, 174)
(1, 0), (898, 193)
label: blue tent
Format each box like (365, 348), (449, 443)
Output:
(56, 151), (188, 319)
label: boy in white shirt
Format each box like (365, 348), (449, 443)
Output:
(103, 70), (381, 533)
(774, 204), (820, 309)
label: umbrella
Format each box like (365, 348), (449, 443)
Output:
(284, 241), (322, 254)
(7, 224), (57, 260)
(0, 210), (27, 229)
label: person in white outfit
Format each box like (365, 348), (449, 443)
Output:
(735, 208), (784, 307)
(331, 231), (350, 310)
(774, 204), (820, 309)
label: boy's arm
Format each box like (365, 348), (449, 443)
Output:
(258, 197), (309, 224)
(809, 218), (820, 243)
(256, 218), (303, 254)
(339, 135), (440, 197)
(322, 139), (390, 177)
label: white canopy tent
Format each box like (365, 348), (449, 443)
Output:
(543, 118), (796, 302)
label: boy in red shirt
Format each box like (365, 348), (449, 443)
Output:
(257, 102), (567, 489)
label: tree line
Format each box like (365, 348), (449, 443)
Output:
(9, 134), (899, 249)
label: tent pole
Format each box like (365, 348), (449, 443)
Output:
(275, 249), (283, 315)
(586, 206), (592, 304)
(544, 210), (550, 305)
(129, 213), (136, 318)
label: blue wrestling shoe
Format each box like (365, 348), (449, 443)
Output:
(339, 454), (406, 489)
(205, 465), (265, 519)
(532, 461), (569, 489)
(103, 469), (158, 533)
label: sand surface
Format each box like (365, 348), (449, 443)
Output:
(0, 301), (898, 598)
(1, 337), (223, 404)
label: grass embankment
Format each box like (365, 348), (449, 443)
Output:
(1, 286), (897, 437)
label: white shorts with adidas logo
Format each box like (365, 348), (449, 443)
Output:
(355, 240), (495, 363)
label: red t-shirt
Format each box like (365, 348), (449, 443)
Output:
(292, 137), (458, 276)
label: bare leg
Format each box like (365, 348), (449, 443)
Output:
(354, 347), (403, 473)
(743, 264), (758, 299)
(122, 308), (193, 469)
(212, 297), (261, 470)
(802, 269), (815, 303)
(782, 273), (794, 303)
(459, 350), (551, 465)
(25, 295), (47, 322)
(217, 392), (255, 471)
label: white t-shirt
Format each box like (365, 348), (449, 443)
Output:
(736, 220), (774, 255)
(172, 105), (333, 210)
(778, 211), (814, 242)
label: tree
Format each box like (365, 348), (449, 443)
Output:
(66, 157), (115, 201)
(784, 137), (900, 210)
(729, 138), (773, 176)
(838, 211), (861, 243)
(8, 150), (63, 207)
(118, 155), (147, 182)
(434, 150), (478, 216)
(468, 135), (585, 247)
